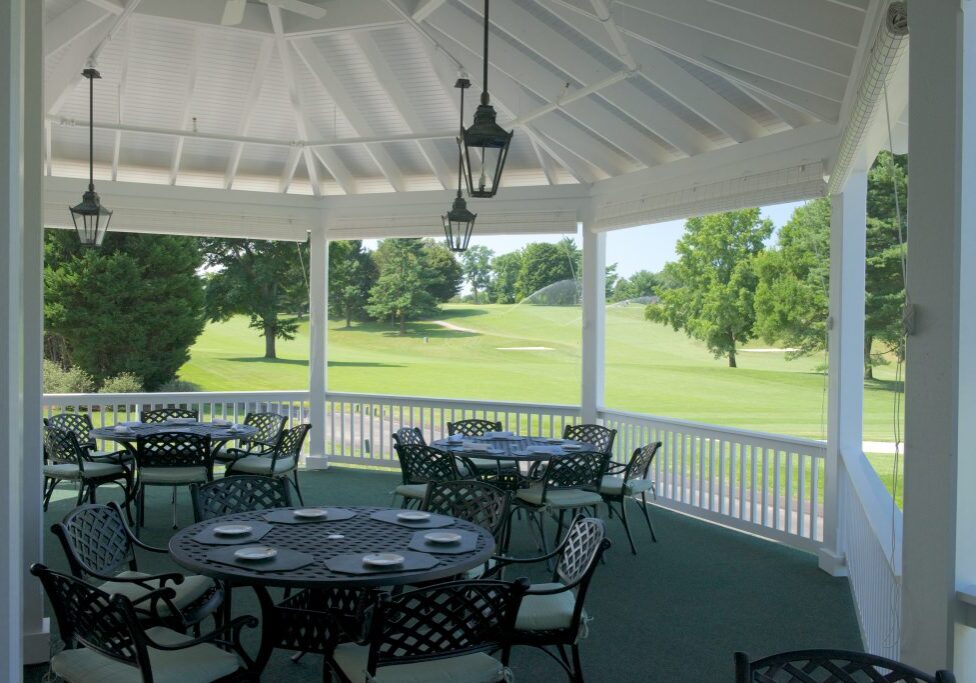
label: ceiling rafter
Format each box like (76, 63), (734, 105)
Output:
(411, 0), (446, 22)
(706, 0), (863, 49)
(111, 21), (130, 180)
(225, 38), (274, 189)
(46, 0), (110, 57)
(528, 134), (558, 185)
(425, 4), (669, 168)
(454, 0), (714, 158)
(293, 38), (406, 192)
(82, 0), (123, 13)
(537, 0), (766, 143)
(168, 30), (201, 185)
(352, 31), (454, 190)
(269, 5), (323, 196)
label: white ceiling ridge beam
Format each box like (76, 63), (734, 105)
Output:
(452, 0), (712, 158)
(47, 116), (457, 148)
(527, 134), (557, 185)
(412, 0), (447, 22)
(269, 6), (323, 196)
(45, 1), (112, 57)
(111, 21), (131, 180)
(588, 0), (636, 69)
(282, 21), (403, 40)
(705, 0), (863, 50)
(507, 68), (636, 128)
(83, 0), (123, 14)
(615, 0), (854, 78)
(225, 38), (274, 190)
(89, 0), (144, 65)
(46, 17), (114, 114)
(352, 31), (454, 190)
(292, 38), (406, 192)
(168, 30), (202, 186)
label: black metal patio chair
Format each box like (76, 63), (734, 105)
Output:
(31, 563), (255, 682)
(140, 407), (200, 424)
(391, 443), (465, 508)
(190, 475), (293, 522)
(215, 411), (287, 464)
(563, 423), (617, 456)
(45, 411), (130, 463)
(392, 426), (426, 446)
(43, 425), (133, 515)
(599, 442), (661, 553)
(135, 431), (213, 529)
(51, 502), (223, 629)
(447, 418), (503, 437)
(224, 422), (310, 505)
(734, 649), (956, 683)
(422, 479), (512, 558)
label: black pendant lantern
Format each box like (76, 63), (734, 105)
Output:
(69, 67), (112, 247)
(443, 78), (477, 253)
(459, 0), (512, 199)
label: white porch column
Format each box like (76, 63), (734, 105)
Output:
(306, 222), (329, 469)
(580, 220), (606, 424)
(0, 0), (27, 677)
(901, 0), (976, 672)
(819, 170), (867, 576)
(22, 0), (49, 664)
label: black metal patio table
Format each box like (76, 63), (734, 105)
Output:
(430, 435), (592, 463)
(168, 505), (495, 671)
(90, 420), (259, 457)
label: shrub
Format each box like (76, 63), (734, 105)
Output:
(43, 360), (95, 394)
(156, 378), (200, 393)
(99, 373), (144, 394)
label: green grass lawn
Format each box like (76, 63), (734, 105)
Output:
(178, 303), (904, 443)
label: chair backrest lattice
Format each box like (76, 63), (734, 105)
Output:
(52, 504), (135, 580)
(276, 423), (311, 458)
(623, 442), (662, 484)
(136, 432), (211, 469)
(393, 444), (462, 485)
(447, 419), (503, 437)
(541, 451), (609, 494)
(243, 412), (287, 447)
(392, 427), (426, 447)
(32, 565), (147, 672)
(554, 517), (610, 587)
(734, 649), (956, 683)
(46, 413), (96, 448)
(421, 480), (510, 537)
(44, 426), (86, 467)
(366, 579), (528, 673)
(140, 407), (199, 424)
(191, 475), (293, 522)
(563, 424), (617, 455)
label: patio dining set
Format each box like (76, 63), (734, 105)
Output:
(31, 415), (956, 682)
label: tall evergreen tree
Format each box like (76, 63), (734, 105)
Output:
(367, 239), (438, 334)
(514, 239), (580, 302)
(488, 251), (522, 304)
(328, 240), (376, 327)
(461, 245), (494, 303)
(44, 230), (205, 389)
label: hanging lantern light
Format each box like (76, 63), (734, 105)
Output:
(443, 77), (477, 253)
(459, 0), (512, 199)
(69, 67), (112, 247)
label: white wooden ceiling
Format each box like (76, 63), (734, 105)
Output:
(43, 0), (876, 197)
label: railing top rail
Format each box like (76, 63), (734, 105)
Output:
(598, 406), (826, 452)
(43, 390), (311, 404)
(324, 391), (581, 414)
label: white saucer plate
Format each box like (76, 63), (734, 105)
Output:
(234, 546), (276, 561)
(213, 524), (252, 536)
(363, 553), (404, 567)
(293, 508), (328, 519)
(396, 511), (431, 522)
(424, 532), (462, 544)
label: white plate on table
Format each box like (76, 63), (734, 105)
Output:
(213, 524), (252, 536)
(211, 419), (231, 427)
(424, 532), (462, 544)
(562, 444), (583, 451)
(165, 417), (197, 425)
(112, 425), (134, 434)
(363, 553), (404, 567)
(293, 508), (328, 519)
(234, 546), (276, 561)
(396, 511), (431, 522)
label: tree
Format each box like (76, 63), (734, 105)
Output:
(610, 270), (660, 302)
(753, 152), (907, 378)
(515, 240), (580, 302)
(328, 240), (376, 327)
(645, 209), (773, 367)
(421, 240), (464, 302)
(488, 251), (522, 303)
(461, 245), (494, 303)
(44, 230), (205, 389)
(200, 238), (307, 359)
(366, 239), (438, 334)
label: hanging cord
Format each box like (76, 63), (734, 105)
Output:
(482, 0), (490, 103)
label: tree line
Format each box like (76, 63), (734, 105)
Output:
(648, 152), (907, 375)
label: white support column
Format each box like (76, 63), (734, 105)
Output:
(580, 220), (606, 424)
(819, 170), (867, 576)
(901, 0), (976, 672)
(22, 0), (49, 664)
(0, 0), (27, 677)
(306, 221), (329, 469)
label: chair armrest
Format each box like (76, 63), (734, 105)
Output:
(142, 614), (259, 669)
(90, 569), (186, 587)
(604, 462), (626, 475)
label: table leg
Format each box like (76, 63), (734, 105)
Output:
(252, 583), (277, 674)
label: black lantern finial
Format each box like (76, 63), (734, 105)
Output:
(459, 0), (512, 199)
(69, 67), (112, 247)
(443, 77), (477, 253)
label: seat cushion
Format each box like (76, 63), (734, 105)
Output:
(138, 466), (208, 484)
(44, 461), (125, 480)
(99, 571), (216, 617)
(51, 625), (241, 683)
(228, 455), (296, 475)
(515, 582), (577, 632)
(599, 475), (655, 496)
(332, 642), (505, 683)
(516, 484), (602, 509)
(395, 483), (428, 500)
(467, 457), (516, 470)
(90, 450), (135, 463)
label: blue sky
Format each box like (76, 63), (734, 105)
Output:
(459, 200), (805, 278)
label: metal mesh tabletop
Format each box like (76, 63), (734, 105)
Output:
(90, 422), (259, 444)
(169, 506), (494, 588)
(431, 436), (591, 462)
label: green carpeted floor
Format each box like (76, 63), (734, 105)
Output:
(26, 467), (861, 682)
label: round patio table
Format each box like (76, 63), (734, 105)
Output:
(90, 420), (259, 457)
(169, 506), (495, 670)
(431, 435), (593, 465)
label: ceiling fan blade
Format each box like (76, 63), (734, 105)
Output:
(266, 0), (327, 20)
(221, 0), (247, 26)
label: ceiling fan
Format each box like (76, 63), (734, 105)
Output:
(220, 0), (327, 26)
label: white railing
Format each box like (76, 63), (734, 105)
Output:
(323, 392), (579, 468)
(599, 408), (826, 552)
(838, 449), (902, 659)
